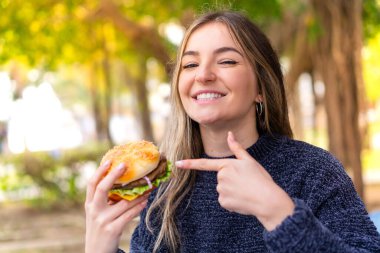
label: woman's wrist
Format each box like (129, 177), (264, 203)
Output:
(257, 185), (295, 231)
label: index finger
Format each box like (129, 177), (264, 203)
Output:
(175, 158), (227, 171)
(227, 131), (254, 160)
(86, 160), (112, 203)
(93, 163), (127, 205)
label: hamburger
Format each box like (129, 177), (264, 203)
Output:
(101, 140), (172, 201)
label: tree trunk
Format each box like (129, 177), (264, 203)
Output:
(284, 11), (313, 139)
(311, 0), (364, 198)
(101, 33), (114, 146)
(88, 64), (102, 141)
(87, 61), (111, 145)
(310, 73), (325, 144)
(131, 58), (154, 142)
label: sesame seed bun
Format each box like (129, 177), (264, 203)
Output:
(101, 140), (160, 185)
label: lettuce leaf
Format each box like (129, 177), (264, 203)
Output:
(109, 161), (172, 198)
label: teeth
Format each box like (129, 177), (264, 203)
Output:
(196, 93), (223, 100)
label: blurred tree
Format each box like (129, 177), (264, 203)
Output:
(278, 0), (380, 198)
(0, 0), (113, 144)
(311, 0), (365, 197)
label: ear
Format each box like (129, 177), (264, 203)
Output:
(255, 94), (263, 103)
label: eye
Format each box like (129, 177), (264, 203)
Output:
(183, 63), (198, 69)
(219, 60), (237, 65)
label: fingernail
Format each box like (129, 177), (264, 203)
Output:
(228, 131), (235, 142)
(175, 160), (183, 167)
(140, 200), (148, 206)
(102, 160), (111, 168)
(115, 163), (125, 171)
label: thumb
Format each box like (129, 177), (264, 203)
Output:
(227, 131), (252, 160)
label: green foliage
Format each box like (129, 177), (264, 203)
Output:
(0, 0), (284, 65)
(305, 14), (323, 44)
(363, 0), (380, 40)
(363, 33), (380, 102)
(180, 0), (282, 24)
(0, 142), (109, 207)
(0, 0), (82, 68)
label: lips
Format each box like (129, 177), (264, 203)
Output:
(192, 91), (226, 101)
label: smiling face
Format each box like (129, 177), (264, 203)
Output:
(178, 22), (260, 130)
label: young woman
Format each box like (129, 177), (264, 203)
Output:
(85, 11), (380, 253)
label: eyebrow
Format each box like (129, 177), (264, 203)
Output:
(182, 47), (243, 57)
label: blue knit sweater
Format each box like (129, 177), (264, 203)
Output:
(126, 134), (380, 252)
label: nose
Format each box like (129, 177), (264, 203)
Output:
(195, 65), (216, 83)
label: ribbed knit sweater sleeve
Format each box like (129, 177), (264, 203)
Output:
(264, 198), (380, 252)
(263, 140), (380, 253)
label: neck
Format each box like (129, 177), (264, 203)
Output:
(200, 123), (259, 157)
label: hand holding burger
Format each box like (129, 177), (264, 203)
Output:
(85, 140), (171, 253)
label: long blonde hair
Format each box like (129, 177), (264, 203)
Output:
(146, 10), (292, 252)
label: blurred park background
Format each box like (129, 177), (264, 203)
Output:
(1, 0), (380, 252)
